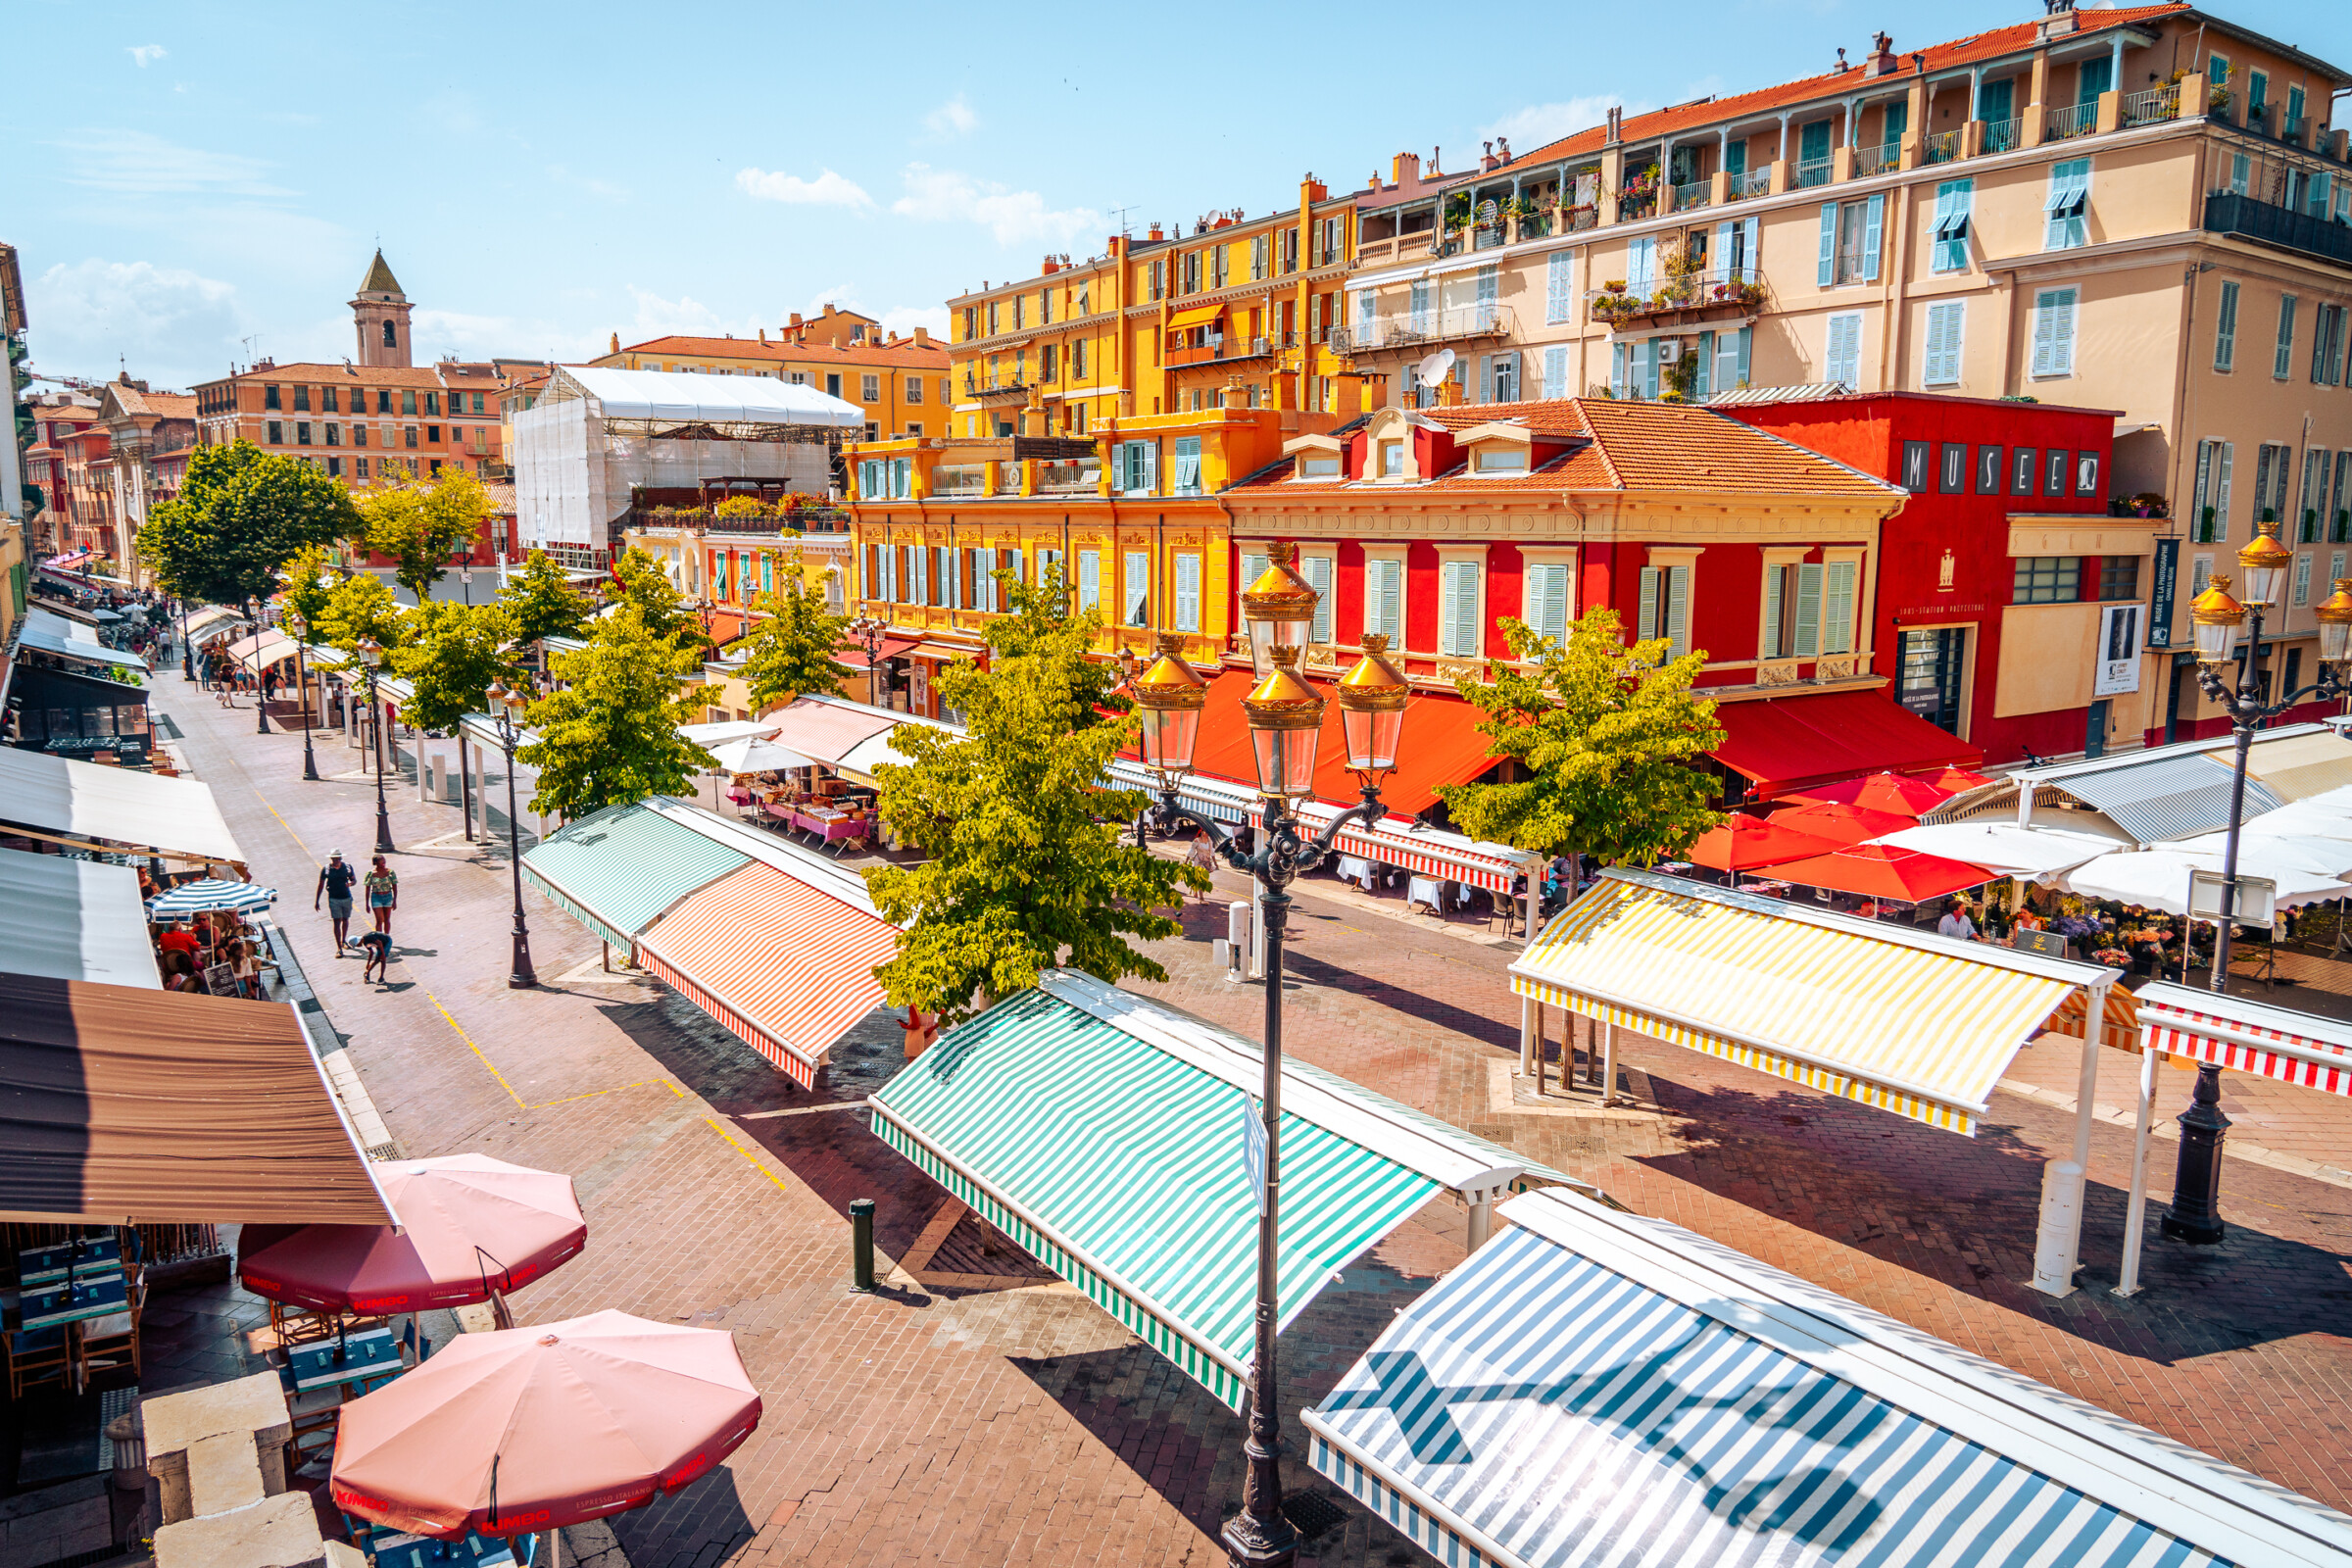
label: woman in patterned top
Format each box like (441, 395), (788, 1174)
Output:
(365, 857), (400, 938)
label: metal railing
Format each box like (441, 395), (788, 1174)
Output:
(1036, 460), (1100, 496)
(1793, 157), (1833, 189)
(1855, 139), (1900, 177)
(1518, 210), (1552, 238)
(1340, 304), (1515, 353)
(1589, 265), (1769, 322)
(2046, 101), (2097, 141)
(1618, 187), (1658, 220)
(1983, 115), (2023, 154)
(1564, 206), (1600, 233)
(2123, 83), (2180, 126)
(1672, 179), (1710, 211)
(932, 466), (993, 497)
(2204, 190), (2352, 267)
(1734, 168), (1770, 199)
(2284, 115), (2307, 143)
(1471, 223), (1507, 250)
(1924, 129), (1961, 165)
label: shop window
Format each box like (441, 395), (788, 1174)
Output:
(2013, 556), (2082, 604)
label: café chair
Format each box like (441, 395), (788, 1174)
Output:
(5, 1326), (72, 1398)
(77, 1307), (141, 1382)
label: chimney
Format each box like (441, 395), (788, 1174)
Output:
(789, 313), (804, 328)
(913, 327), (931, 346)
(1865, 30), (1897, 76)
(758, 327), (767, 342)
(1481, 139), (1497, 172)
(1835, 46), (1849, 72)
(1605, 107), (1623, 144)
(1429, 145), (1442, 174)
(609, 331), (619, 354)
(1391, 151), (1419, 188)
(1147, 224), (1163, 240)
(830, 335), (842, 349)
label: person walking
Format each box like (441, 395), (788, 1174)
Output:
(364, 856), (399, 937)
(316, 852), (356, 952)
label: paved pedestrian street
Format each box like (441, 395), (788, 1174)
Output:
(158, 679), (2352, 1566)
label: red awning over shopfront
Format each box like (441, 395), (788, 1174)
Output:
(1127, 672), (1498, 817)
(1712, 690), (1983, 799)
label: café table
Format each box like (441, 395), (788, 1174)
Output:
(794, 808), (868, 852)
(18, 1274), (129, 1333)
(279, 1326), (405, 1395)
(1407, 875), (1453, 913)
(19, 1236), (122, 1287)
(366, 1529), (533, 1568)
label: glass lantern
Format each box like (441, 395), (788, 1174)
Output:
(2189, 574), (2246, 666)
(356, 634), (383, 670)
(1241, 543), (1318, 679)
(2237, 522), (2293, 611)
(1335, 634), (1410, 781)
(1127, 632), (1208, 777)
(1242, 646), (1327, 798)
(2316, 579), (2352, 667)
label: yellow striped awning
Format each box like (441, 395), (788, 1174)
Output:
(1510, 869), (2113, 1136)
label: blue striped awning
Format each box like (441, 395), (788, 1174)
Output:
(1307, 1188), (2352, 1568)
(869, 975), (1474, 1410)
(520, 802), (750, 956)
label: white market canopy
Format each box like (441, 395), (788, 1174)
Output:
(15, 609), (149, 678)
(1867, 821), (2125, 880)
(2059, 848), (2348, 914)
(1306, 1187), (2352, 1568)
(182, 606), (247, 641)
(0, 855), (161, 989)
(1511, 868), (2116, 1136)
(224, 628), (297, 671)
(554, 367), (867, 426)
(0, 747), (246, 865)
(1925, 724), (2352, 843)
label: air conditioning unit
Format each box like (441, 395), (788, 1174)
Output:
(1656, 339), (1684, 364)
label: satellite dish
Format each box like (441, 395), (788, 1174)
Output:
(1416, 348), (1456, 388)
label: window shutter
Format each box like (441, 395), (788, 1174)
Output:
(1439, 563), (1461, 656)
(2031, 299), (2058, 378)
(1479, 355), (1494, 404)
(2218, 443), (2234, 530)
(1693, 330), (1714, 401)
(1638, 566), (1660, 643)
(1126, 550), (1152, 625)
(1628, 237), (1653, 288)
(1823, 562), (1857, 654)
(1366, 559), (1401, 643)
(1142, 443), (1158, 493)
(1536, 564), (1571, 643)
(861, 544), (877, 600)
(1762, 564), (1785, 659)
(1453, 562), (1482, 657)
(1817, 204), (1838, 286)
(1737, 325), (1752, 386)
(1544, 345), (1568, 400)
(1477, 264), (1498, 306)
(1304, 555), (1334, 643)
(1861, 193), (1885, 281)
(2050, 290), (2077, 375)
(1174, 553), (1201, 632)
(1078, 550), (1100, 611)
(1665, 565), (1690, 662)
(1545, 252), (1572, 323)
(1611, 342), (1628, 398)
(1793, 563), (1823, 657)
(1741, 217), (1759, 278)
(1714, 221), (1734, 279)
(1525, 563), (1554, 644)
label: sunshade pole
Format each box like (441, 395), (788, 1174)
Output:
(2030, 976), (2108, 1298)
(2116, 1035), (2159, 1297)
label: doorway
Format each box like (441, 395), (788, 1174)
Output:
(1898, 627), (1967, 734)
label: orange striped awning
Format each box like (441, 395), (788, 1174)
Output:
(634, 861), (899, 1088)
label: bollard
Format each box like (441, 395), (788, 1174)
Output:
(2029, 1159), (2085, 1298)
(849, 1198), (876, 1293)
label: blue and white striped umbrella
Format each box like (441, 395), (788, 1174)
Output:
(148, 879), (277, 919)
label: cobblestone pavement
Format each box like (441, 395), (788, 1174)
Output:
(154, 680), (2352, 1565)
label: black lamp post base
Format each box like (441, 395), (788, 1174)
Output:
(2162, 1064), (2230, 1246)
(302, 745), (320, 782)
(1220, 1516), (1298, 1568)
(2159, 1208), (2227, 1246)
(509, 935), (537, 990)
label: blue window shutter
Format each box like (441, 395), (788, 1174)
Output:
(1479, 355), (1494, 403)
(1544, 345), (1568, 399)
(1862, 194), (1885, 281)
(1740, 217), (1759, 277)
(1714, 222), (1733, 280)
(1818, 204), (1838, 286)
(1693, 331), (1715, 400)
(1737, 325), (1752, 385)
(1611, 343), (1628, 397)
(1638, 567), (1659, 643)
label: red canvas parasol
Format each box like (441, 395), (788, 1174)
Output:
(1767, 843), (1993, 902)
(1768, 800), (1916, 847)
(331, 1310), (760, 1540)
(1924, 764), (1994, 794)
(239, 1154), (586, 1315)
(1790, 770), (1954, 817)
(1685, 813), (1841, 872)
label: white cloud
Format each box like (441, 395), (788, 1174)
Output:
(25, 259), (243, 389)
(50, 128), (289, 198)
(126, 44), (167, 68)
(892, 164), (1102, 248)
(923, 94), (978, 139)
(1480, 94), (1648, 151)
(734, 167), (872, 208)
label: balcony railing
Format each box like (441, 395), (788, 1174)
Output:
(2203, 189), (2352, 267)
(1735, 168), (1771, 200)
(1334, 304), (1515, 355)
(1854, 140), (1899, 178)
(2284, 115), (2307, 143)
(961, 376), (1029, 402)
(1792, 157), (1833, 189)
(1564, 205), (1600, 233)
(1672, 179), (1710, 211)
(1589, 266), (1769, 327)
(1036, 461), (1100, 496)
(1471, 222), (1506, 250)
(933, 466), (994, 497)
(1924, 129), (1960, 166)
(1167, 335), (1273, 368)
(1519, 210), (1552, 239)
(1618, 187), (1658, 221)
(2122, 83), (2180, 126)
(1983, 115), (2024, 154)
(2046, 101), (2097, 141)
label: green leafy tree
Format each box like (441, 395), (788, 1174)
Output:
(497, 549), (590, 650)
(389, 602), (517, 733)
(861, 598), (1206, 1026)
(139, 441), (363, 618)
(517, 607), (712, 818)
(982, 560), (1130, 729)
(608, 546), (690, 643)
(1437, 609), (1726, 869)
(313, 570), (412, 658)
(358, 465), (492, 604)
(281, 545), (339, 636)
(741, 554), (850, 709)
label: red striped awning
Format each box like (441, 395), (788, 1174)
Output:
(2134, 984), (2352, 1100)
(634, 861), (899, 1088)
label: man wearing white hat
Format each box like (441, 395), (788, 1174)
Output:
(316, 852), (356, 953)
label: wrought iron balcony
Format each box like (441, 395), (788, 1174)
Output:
(1334, 305), (1515, 355)
(2122, 83), (2180, 126)
(1792, 157), (1833, 189)
(1588, 266), (1769, 329)
(2045, 102), (2098, 142)
(2203, 189), (2352, 267)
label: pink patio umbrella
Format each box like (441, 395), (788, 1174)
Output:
(330, 1310), (761, 1540)
(239, 1153), (586, 1316)
(1790, 770), (1955, 817)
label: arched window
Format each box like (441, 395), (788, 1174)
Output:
(381, 319), (398, 348)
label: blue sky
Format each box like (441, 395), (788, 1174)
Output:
(6, 0), (2343, 391)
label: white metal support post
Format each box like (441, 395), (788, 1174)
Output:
(2115, 1039), (2160, 1297)
(2030, 977), (2111, 1298)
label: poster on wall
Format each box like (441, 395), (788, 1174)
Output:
(2148, 539), (2179, 648)
(2095, 602), (2143, 696)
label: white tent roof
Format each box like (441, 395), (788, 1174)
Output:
(1867, 821), (2122, 880)
(561, 368), (866, 426)
(0, 854), (161, 988)
(2060, 847), (2348, 913)
(16, 609), (149, 678)
(0, 747), (246, 865)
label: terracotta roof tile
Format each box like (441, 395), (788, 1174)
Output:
(196, 363), (514, 391)
(612, 334), (949, 369)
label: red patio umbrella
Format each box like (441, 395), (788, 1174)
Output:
(331, 1309), (761, 1540)
(1685, 813), (1840, 872)
(1766, 843), (1993, 903)
(239, 1154), (586, 1315)
(1767, 800), (1916, 847)
(1791, 770), (1953, 817)
(1924, 764), (1994, 794)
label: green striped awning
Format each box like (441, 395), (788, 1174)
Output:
(869, 982), (1446, 1410)
(520, 802), (751, 956)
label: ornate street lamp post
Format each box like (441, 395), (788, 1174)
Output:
(357, 636), (396, 856)
(1126, 544), (1411, 1568)
(287, 610), (320, 782)
(849, 612), (889, 706)
(178, 596), (195, 682)
(2165, 522), (2352, 1245)
(482, 680), (540, 989)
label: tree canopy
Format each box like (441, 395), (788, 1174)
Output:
(860, 598), (1205, 1026)
(516, 607), (712, 818)
(280, 545), (339, 638)
(497, 549), (590, 649)
(389, 601), (517, 733)
(356, 465), (493, 604)
(138, 441), (363, 611)
(980, 560), (1130, 729)
(312, 570), (412, 659)
(1437, 610), (1725, 867)
(740, 554), (850, 710)
(608, 546), (691, 644)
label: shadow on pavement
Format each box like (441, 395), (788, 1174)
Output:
(612, 1464), (756, 1568)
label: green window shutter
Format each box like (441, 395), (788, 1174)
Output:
(1666, 565), (1690, 662)
(1714, 221), (1734, 280)
(1823, 562), (1857, 654)
(1793, 562), (1824, 658)
(1611, 343), (1628, 397)
(1762, 564), (1784, 659)
(1303, 555), (1334, 644)
(1817, 204), (1838, 287)
(1693, 330), (1715, 400)
(1638, 566), (1660, 643)
(1545, 252), (1572, 323)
